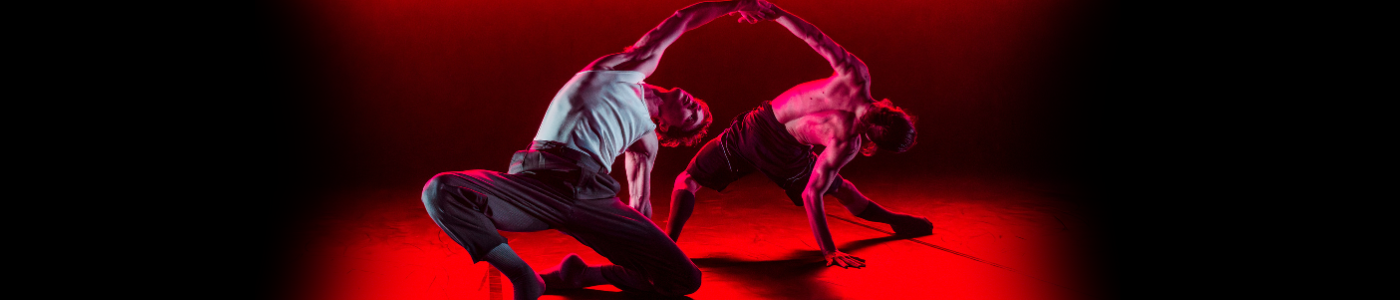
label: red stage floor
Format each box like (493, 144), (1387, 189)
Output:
(287, 174), (1104, 299)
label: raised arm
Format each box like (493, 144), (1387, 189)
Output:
(770, 4), (871, 85)
(624, 132), (661, 218)
(802, 137), (866, 268)
(586, 0), (775, 76)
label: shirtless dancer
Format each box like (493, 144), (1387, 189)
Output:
(420, 1), (775, 298)
(666, 1), (933, 269)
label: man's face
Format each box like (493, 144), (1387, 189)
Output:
(660, 88), (706, 132)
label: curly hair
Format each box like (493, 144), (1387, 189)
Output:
(859, 99), (917, 155)
(655, 98), (713, 147)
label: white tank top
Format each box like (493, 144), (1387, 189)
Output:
(533, 70), (656, 172)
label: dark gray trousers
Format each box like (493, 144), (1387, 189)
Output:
(421, 141), (701, 296)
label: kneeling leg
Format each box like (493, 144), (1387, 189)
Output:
(422, 171), (555, 299)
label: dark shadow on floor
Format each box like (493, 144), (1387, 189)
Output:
(688, 235), (906, 299)
(545, 288), (695, 300)
(839, 235), (909, 251)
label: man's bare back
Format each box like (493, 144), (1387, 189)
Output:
(772, 76), (872, 149)
(668, 0), (927, 270)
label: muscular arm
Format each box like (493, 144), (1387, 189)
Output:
(587, 0), (768, 76)
(802, 136), (865, 268)
(625, 132), (661, 218)
(770, 5), (872, 89)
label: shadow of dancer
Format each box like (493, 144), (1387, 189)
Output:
(546, 288), (696, 300)
(689, 235), (907, 299)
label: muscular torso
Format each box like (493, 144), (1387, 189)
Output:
(770, 76), (872, 147)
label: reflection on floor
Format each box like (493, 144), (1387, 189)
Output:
(288, 174), (1103, 299)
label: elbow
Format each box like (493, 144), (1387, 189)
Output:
(853, 64), (870, 79)
(671, 9), (693, 22)
(801, 191), (823, 206)
(841, 59), (870, 79)
(627, 151), (655, 163)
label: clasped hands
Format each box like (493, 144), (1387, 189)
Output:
(731, 0), (778, 24)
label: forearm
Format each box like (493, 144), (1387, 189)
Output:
(802, 167), (840, 254)
(631, 1), (742, 52)
(803, 148), (856, 255)
(771, 7), (863, 75)
(629, 179), (651, 209)
(676, 1), (745, 30)
(803, 190), (838, 255)
(666, 188), (697, 241)
(624, 154), (655, 217)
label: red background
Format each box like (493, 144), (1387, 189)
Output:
(214, 0), (1122, 297)
(273, 0), (1109, 187)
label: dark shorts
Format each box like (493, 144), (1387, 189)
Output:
(685, 103), (843, 206)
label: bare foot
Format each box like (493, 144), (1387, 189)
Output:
(540, 253), (590, 289)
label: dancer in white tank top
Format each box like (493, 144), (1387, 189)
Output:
(420, 1), (776, 299)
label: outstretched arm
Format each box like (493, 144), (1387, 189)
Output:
(770, 4), (871, 87)
(802, 138), (865, 268)
(586, 0), (775, 76)
(624, 132), (660, 218)
(667, 173), (702, 241)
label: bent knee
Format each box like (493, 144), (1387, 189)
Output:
(421, 172), (452, 208)
(672, 171), (700, 193)
(829, 179), (859, 198)
(833, 178), (854, 192)
(422, 171), (474, 207)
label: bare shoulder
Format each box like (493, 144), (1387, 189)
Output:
(582, 51), (642, 72)
(772, 77), (843, 121)
(823, 72), (871, 99)
(774, 79), (833, 102)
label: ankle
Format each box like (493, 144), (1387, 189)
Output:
(483, 244), (543, 299)
(509, 272), (544, 300)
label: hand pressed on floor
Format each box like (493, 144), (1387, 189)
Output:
(824, 251), (866, 268)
